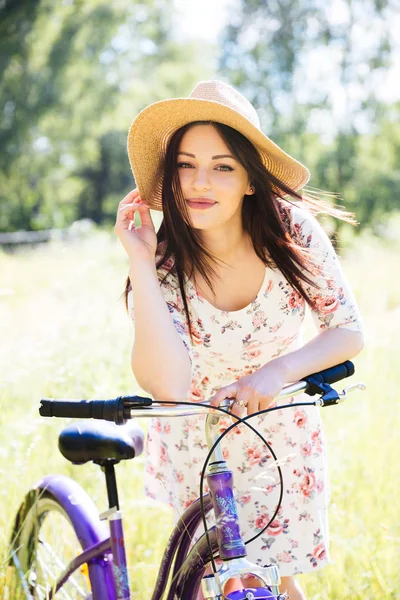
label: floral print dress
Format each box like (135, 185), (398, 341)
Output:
(128, 204), (363, 576)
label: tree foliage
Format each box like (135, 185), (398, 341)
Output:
(219, 0), (400, 227)
(0, 0), (212, 231)
(1, 0), (399, 233)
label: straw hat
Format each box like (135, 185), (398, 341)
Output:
(127, 80), (310, 211)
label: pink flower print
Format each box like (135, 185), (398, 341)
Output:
(190, 387), (203, 402)
(300, 472), (316, 497)
(316, 480), (324, 494)
(146, 464), (155, 476)
(288, 291), (302, 310)
(277, 551), (293, 563)
(184, 494), (198, 509)
(267, 519), (284, 536)
(242, 333), (252, 346)
(255, 514), (270, 530)
(222, 447), (230, 460)
(246, 446), (263, 466)
(176, 471), (184, 483)
(326, 278), (337, 292)
(243, 348), (262, 360)
(236, 368), (254, 380)
(154, 419), (162, 433)
(294, 410), (307, 428)
(313, 295), (340, 314)
(263, 280), (274, 296)
(163, 256), (174, 270)
(201, 376), (210, 386)
(203, 333), (212, 346)
(191, 328), (203, 345)
(301, 443), (312, 457)
(160, 445), (168, 464)
(269, 424), (280, 434)
(252, 310), (267, 332)
(290, 539), (299, 549)
(313, 543), (327, 562)
(163, 423), (171, 434)
(293, 222), (302, 238)
(240, 492), (252, 504)
(311, 430), (322, 453)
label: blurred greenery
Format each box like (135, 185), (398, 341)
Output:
(1, 0), (399, 234)
(0, 0), (213, 231)
(220, 0), (400, 230)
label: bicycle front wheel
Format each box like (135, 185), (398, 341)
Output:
(11, 489), (92, 600)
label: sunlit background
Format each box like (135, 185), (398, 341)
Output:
(1, 1), (399, 598)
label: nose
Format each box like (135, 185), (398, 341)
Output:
(192, 167), (211, 191)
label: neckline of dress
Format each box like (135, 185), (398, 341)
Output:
(185, 266), (269, 315)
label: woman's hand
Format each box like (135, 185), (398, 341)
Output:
(210, 360), (288, 418)
(114, 188), (157, 264)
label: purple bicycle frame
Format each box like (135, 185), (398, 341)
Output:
(31, 416), (278, 598)
(33, 475), (120, 599)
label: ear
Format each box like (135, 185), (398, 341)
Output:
(246, 182), (255, 195)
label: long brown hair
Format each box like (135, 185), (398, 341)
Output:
(124, 121), (355, 338)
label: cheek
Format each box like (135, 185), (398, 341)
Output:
(178, 170), (192, 188)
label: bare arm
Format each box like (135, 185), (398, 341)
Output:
(212, 207), (364, 415)
(129, 259), (192, 400)
(115, 189), (191, 401)
(269, 327), (364, 384)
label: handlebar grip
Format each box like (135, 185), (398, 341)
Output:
(302, 360), (354, 397)
(39, 396), (153, 424)
(312, 360), (354, 384)
(39, 399), (120, 421)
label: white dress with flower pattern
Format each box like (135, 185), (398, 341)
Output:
(128, 204), (362, 576)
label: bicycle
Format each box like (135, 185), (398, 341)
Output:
(8, 360), (364, 600)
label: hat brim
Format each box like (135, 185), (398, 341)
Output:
(127, 97), (310, 210)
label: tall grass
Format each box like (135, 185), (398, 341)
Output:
(0, 229), (399, 599)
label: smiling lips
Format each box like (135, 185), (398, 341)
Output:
(186, 197), (217, 210)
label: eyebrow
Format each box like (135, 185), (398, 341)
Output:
(177, 151), (236, 160)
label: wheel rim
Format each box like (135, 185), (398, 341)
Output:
(17, 495), (92, 599)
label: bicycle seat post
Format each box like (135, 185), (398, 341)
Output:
(100, 460), (120, 510)
(97, 459), (131, 600)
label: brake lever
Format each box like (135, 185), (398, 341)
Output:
(316, 381), (366, 407)
(338, 382), (367, 399)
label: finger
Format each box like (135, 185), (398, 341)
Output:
(136, 203), (156, 231)
(210, 387), (237, 407)
(118, 202), (140, 213)
(229, 399), (246, 419)
(246, 396), (262, 415)
(116, 202), (148, 226)
(119, 189), (140, 206)
(259, 396), (273, 412)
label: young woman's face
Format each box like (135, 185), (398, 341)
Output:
(176, 124), (254, 231)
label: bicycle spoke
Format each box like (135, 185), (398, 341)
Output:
(15, 496), (92, 600)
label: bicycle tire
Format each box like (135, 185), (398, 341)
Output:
(9, 475), (116, 600)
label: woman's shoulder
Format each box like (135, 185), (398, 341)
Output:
(279, 200), (323, 246)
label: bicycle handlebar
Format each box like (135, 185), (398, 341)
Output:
(39, 360), (355, 424)
(302, 360), (354, 392)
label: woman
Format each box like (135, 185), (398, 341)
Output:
(114, 80), (364, 599)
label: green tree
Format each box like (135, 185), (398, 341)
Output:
(0, 0), (213, 231)
(219, 0), (400, 227)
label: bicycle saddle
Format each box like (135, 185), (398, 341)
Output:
(58, 420), (144, 465)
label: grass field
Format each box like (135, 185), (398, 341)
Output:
(0, 228), (399, 599)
